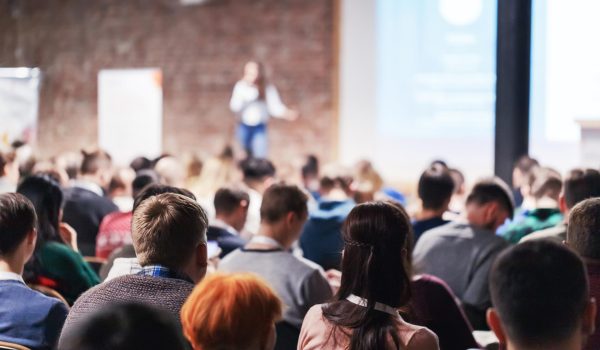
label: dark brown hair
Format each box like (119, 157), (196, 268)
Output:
(132, 193), (207, 269)
(567, 197), (600, 260)
(80, 149), (112, 175)
(322, 201), (412, 350)
(259, 183), (307, 224)
(214, 187), (249, 215)
(563, 168), (600, 209)
(0, 193), (37, 256)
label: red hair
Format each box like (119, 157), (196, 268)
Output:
(181, 273), (282, 349)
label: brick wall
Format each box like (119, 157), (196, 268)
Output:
(0, 0), (336, 166)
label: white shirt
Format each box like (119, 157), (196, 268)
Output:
(229, 81), (288, 126)
(0, 271), (25, 284)
(70, 179), (104, 197)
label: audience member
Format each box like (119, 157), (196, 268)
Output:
(501, 167), (563, 243)
(191, 146), (240, 220)
(511, 155), (539, 208)
(0, 193), (69, 350)
(301, 154), (320, 199)
(300, 165), (355, 270)
(219, 183), (332, 349)
(55, 151), (82, 181)
(154, 156), (186, 187)
(181, 273), (282, 350)
(240, 157), (276, 235)
(59, 192), (209, 343)
(521, 168), (600, 244)
(353, 160), (383, 203)
(0, 150), (19, 194)
(18, 175), (100, 304)
(207, 187), (249, 258)
(298, 201), (439, 350)
(95, 170), (159, 259)
(447, 167), (467, 217)
(566, 197), (600, 350)
(413, 177), (513, 329)
(62, 149), (118, 256)
(58, 302), (187, 350)
(98, 184), (197, 280)
(412, 164), (454, 243)
(107, 167), (136, 211)
(487, 240), (596, 350)
(129, 156), (153, 173)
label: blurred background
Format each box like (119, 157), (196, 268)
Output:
(1, 0), (600, 192)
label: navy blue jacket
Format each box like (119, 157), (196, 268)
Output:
(0, 280), (68, 350)
(206, 226), (247, 258)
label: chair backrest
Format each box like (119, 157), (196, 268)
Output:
(0, 341), (31, 350)
(28, 284), (69, 308)
(84, 256), (107, 275)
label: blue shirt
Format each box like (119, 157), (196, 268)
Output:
(137, 265), (193, 283)
(0, 279), (68, 350)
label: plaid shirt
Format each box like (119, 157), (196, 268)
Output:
(137, 265), (192, 283)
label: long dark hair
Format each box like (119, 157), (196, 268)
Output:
(16, 174), (65, 281)
(322, 201), (413, 350)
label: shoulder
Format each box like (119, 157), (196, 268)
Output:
(405, 326), (439, 350)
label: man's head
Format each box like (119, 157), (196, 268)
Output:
(567, 198), (600, 261)
(0, 193), (37, 271)
(132, 183), (196, 213)
(417, 165), (454, 212)
(319, 164), (353, 200)
(131, 170), (160, 200)
(561, 169), (600, 215)
(512, 155), (539, 189)
(214, 187), (250, 232)
(466, 177), (514, 232)
(80, 149), (113, 188)
(240, 158), (276, 192)
(132, 193), (208, 282)
(488, 240), (596, 349)
(525, 167), (562, 204)
(260, 183), (308, 247)
(154, 156), (186, 188)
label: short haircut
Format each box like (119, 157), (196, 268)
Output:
(418, 165), (455, 210)
(213, 187), (249, 215)
(260, 183), (308, 223)
(60, 302), (186, 350)
(490, 240), (588, 347)
(130, 156), (153, 173)
(567, 198), (600, 260)
(132, 193), (208, 269)
(514, 155), (539, 175)
(240, 158), (276, 181)
(448, 168), (465, 194)
(563, 168), (600, 209)
(132, 183), (196, 213)
(80, 149), (112, 175)
(466, 177), (515, 219)
(0, 193), (37, 256)
(528, 167), (562, 200)
(181, 273), (282, 350)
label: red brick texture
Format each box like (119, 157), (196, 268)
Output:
(0, 0), (336, 164)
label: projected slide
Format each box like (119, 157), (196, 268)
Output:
(377, 0), (496, 139)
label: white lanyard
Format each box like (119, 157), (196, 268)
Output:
(249, 235), (285, 250)
(346, 294), (401, 319)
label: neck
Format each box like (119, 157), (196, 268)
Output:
(415, 208), (446, 221)
(507, 335), (582, 350)
(215, 214), (238, 231)
(252, 224), (292, 250)
(0, 258), (23, 276)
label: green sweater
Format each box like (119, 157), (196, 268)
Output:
(501, 208), (564, 244)
(38, 242), (100, 304)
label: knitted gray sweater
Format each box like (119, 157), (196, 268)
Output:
(58, 274), (194, 347)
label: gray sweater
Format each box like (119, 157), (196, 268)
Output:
(219, 248), (333, 329)
(58, 274), (194, 347)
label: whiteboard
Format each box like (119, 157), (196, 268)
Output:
(98, 69), (163, 166)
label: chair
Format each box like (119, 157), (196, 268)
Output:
(0, 341), (31, 350)
(84, 256), (107, 275)
(28, 284), (69, 308)
(274, 321), (300, 350)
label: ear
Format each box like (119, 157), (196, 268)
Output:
(582, 297), (597, 337)
(484, 201), (499, 222)
(285, 212), (296, 226)
(559, 194), (568, 214)
(27, 228), (37, 247)
(487, 308), (507, 345)
(195, 242), (208, 268)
